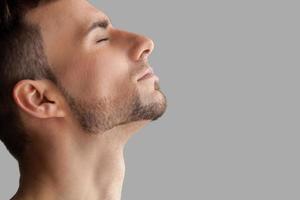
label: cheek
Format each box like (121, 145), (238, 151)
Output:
(66, 51), (132, 100)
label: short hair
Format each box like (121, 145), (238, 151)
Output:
(0, 0), (58, 162)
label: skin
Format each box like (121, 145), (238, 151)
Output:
(10, 0), (167, 200)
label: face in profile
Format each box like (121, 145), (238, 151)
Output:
(26, 0), (167, 134)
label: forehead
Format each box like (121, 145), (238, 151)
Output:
(25, 0), (107, 34)
(23, 0), (110, 75)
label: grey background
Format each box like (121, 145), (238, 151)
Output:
(1, 0), (300, 199)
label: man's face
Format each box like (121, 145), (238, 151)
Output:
(26, 0), (167, 133)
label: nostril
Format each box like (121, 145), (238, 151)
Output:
(140, 49), (151, 60)
(131, 34), (155, 62)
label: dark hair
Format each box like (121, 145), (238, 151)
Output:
(0, 0), (58, 161)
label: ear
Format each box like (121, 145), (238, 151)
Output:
(12, 79), (66, 119)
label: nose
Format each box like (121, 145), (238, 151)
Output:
(128, 32), (155, 62)
(136, 35), (154, 61)
(111, 28), (155, 62)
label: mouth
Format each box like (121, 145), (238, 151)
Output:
(137, 67), (155, 81)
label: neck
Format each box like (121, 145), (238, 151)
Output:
(11, 120), (149, 200)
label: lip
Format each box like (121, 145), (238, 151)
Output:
(138, 72), (154, 81)
(137, 67), (155, 81)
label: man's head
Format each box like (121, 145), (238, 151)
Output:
(0, 0), (167, 162)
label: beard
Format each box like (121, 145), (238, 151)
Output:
(55, 79), (167, 134)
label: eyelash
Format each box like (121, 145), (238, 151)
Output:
(96, 38), (109, 43)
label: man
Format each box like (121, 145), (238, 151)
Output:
(0, 0), (167, 199)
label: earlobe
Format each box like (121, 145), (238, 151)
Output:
(13, 80), (65, 119)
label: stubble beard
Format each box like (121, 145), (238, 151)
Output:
(55, 80), (167, 134)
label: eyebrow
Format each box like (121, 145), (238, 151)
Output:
(85, 18), (111, 36)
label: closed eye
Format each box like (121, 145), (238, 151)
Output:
(97, 38), (109, 43)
